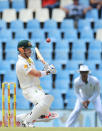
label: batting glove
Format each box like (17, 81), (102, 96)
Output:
(48, 64), (56, 74)
(43, 63), (50, 71)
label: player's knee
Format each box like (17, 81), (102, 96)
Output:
(74, 109), (81, 114)
(43, 95), (54, 107)
(36, 95), (54, 113)
(40, 95), (54, 109)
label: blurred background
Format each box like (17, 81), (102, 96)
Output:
(0, 0), (102, 127)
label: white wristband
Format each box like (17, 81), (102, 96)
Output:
(40, 71), (47, 77)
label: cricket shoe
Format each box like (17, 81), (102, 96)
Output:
(33, 112), (59, 122)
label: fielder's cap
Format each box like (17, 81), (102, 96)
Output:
(17, 40), (33, 50)
(77, 65), (91, 73)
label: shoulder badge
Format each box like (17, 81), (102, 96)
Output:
(24, 64), (28, 69)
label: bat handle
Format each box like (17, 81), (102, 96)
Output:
(41, 59), (46, 65)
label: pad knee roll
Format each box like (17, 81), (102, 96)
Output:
(41, 95), (54, 108)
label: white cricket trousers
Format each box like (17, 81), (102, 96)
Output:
(22, 87), (45, 104)
(66, 95), (102, 127)
(16, 87), (54, 123)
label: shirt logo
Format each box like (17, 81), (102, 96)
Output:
(28, 42), (31, 46)
(24, 64), (28, 69)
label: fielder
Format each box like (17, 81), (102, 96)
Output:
(16, 40), (56, 127)
(66, 65), (102, 127)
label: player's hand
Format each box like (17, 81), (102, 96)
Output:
(86, 100), (90, 106)
(82, 100), (90, 109)
(43, 63), (49, 71)
(43, 63), (51, 75)
(46, 64), (56, 75)
(49, 64), (56, 74)
(83, 101), (88, 109)
(44, 64), (56, 74)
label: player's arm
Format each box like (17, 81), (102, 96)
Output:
(74, 87), (84, 102)
(74, 81), (89, 109)
(88, 80), (100, 102)
(24, 62), (56, 77)
(74, 81), (84, 103)
(83, 79), (100, 108)
(28, 69), (50, 77)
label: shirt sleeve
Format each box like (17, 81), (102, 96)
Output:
(74, 81), (84, 103)
(88, 80), (100, 102)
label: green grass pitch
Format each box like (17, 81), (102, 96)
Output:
(0, 127), (102, 131)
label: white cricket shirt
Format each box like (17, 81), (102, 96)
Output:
(16, 55), (40, 89)
(74, 75), (100, 102)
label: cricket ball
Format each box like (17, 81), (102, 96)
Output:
(46, 38), (51, 43)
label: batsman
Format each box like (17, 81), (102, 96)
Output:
(16, 40), (56, 127)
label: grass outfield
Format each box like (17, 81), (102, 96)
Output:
(0, 127), (102, 131)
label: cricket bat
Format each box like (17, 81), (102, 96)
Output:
(35, 47), (46, 64)
(35, 47), (56, 74)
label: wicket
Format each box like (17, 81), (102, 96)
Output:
(2, 82), (16, 127)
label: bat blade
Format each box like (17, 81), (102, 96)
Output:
(35, 47), (46, 64)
